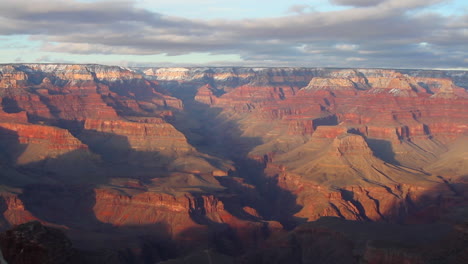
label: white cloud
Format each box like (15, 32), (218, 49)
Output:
(346, 57), (367, 61)
(335, 44), (359, 51)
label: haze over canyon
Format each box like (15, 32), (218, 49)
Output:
(0, 64), (467, 263)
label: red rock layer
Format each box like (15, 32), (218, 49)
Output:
(194, 84), (217, 105)
(0, 122), (87, 152)
(0, 122), (88, 162)
(287, 181), (458, 223)
(93, 188), (278, 248)
(0, 64), (183, 122)
(0, 192), (39, 227)
(221, 69), (468, 151)
(6, 94), (54, 120)
(212, 85), (300, 113)
(210, 70), (467, 140)
(0, 108), (27, 123)
(83, 118), (192, 153)
(93, 189), (198, 233)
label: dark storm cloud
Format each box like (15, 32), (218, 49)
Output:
(0, 0), (466, 68)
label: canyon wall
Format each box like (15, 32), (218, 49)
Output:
(0, 64), (467, 263)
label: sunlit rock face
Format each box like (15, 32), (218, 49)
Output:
(0, 64), (467, 263)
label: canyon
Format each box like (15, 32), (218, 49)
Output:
(0, 64), (467, 263)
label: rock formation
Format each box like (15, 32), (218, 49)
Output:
(0, 221), (75, 264)
(0, 64), (467, 263)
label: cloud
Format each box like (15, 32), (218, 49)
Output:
(335, 44), (359, 51)
(329, 0), (448, 9)
(329, 0), (386, 7)
(0, 0), (466, 69)
(287, 5), (314, 14)
(34, 54), (74, 64)
(346, 57), (367, 61)
(35, 55), (51, 62)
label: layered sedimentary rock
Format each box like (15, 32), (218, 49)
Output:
(146, 67), (468, 227)
(268, 131), (451, 222)
(0, 64), (227, 176)
(93, 187), (276, 243)
(194, 84), (217, 105)
(140, 67), (318, 86)
(0, 107), (27, 123)
(80, 118), (231, 175)
(0, 122), (88, 164)
(83, 118), (191, 153)
(0, 64), (183, 122)
(93, 188), (201, 234)
(0, 65), (29, 89)
(1, 64), (467, 263)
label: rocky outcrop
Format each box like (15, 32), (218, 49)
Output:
(211, 85), (299, 114)
(0, 192), (39, 228)
(0, 123), (86, 150)
(83, 118), (191, 153)
(303, 77), (358, 96)
(93, 189), (200, 234)
(0, 65), (29, 89)
(240, 217), (463, 264)
(0, 107), (27, 123)
(93, 187), (279, 252)
(80, 118), (230, 174)
(0, 122), (88, 165)
(194, 84), (217, 105)
(0, 221), (75, 264)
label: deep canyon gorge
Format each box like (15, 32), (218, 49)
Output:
(0, 64), (467, 263)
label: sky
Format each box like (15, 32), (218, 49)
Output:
(0, 0), (466, 69)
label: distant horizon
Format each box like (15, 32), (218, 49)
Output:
(1, 62), (467, 72)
